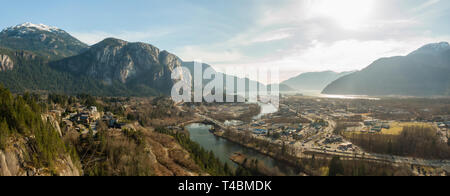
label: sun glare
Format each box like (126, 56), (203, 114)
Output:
(309, 0), (375, 29)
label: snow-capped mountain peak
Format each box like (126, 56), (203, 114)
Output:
(0, 22), (89, 58)
(3, 22), (63, 33)
(410, 42), (450, 55)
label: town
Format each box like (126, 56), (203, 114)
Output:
(171, 95), (450, 176)
(44, 95), (126, 137)
(41, 93), (450, 176)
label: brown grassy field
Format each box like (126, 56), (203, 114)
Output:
(381, 122), (432, 135)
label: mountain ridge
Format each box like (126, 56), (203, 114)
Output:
(282, 70), (355, 91)
(50, 37), (184, 95)
(1, 23), (449, 97)
(0, 22), (89, 59)
(323, 42), (450, 96)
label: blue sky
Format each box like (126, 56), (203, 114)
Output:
(1, 0), (450, 80)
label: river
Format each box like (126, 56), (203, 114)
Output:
(186, 102), (298, 175)
(186, 123), (297, 175)
(282, 89), (380, 100)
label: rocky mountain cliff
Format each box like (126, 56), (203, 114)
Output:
(0, 54), (13, 71)
(0, 23), (274, 97)
(0, 23), (88, 59)
(0, 22), (189, 96)
(323, 42), (450, 96)
(51, 38), (184, 94)
(0, 85), (82, 176)
(0, 138), (81, 176)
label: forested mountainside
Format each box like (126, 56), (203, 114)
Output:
(0, 86), (81, 176)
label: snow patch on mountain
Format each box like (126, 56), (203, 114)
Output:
(2, 22), (63, 34)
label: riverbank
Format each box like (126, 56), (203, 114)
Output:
(185, 123), (299, 176)
(212, 130), (307, 176)
(230, 153), (290, 176)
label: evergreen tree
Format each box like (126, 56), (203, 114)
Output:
(0, 85), (68, 168)
(328, 157), (344, 176)
(0, 119), (10, 150)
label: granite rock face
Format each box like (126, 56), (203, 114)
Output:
(0, 138), (81, 176)
(0, 54), (13, 71)
(52, 38), (186, 94)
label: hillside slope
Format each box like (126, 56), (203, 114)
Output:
(0, 23), (88, 59)
(323, 42), (450, 96)
(51, 38), (185, 95)
(0, 86), (82, 176)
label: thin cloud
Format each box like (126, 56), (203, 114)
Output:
(412, 0), (441, 12)
(70, 29), (174, 45)
(68, 0), (449, 82)
(175, 45), (245, 64)
(249, 30), (293, 44)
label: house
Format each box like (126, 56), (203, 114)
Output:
(89, 106), (98, 113)
(364, 120), (376, 126)
(338, 143), (353, 151)
(445, 121), (450, 127)
(372, 126), (382, 132)
(253, 129), (268, 135)
(323, 136), (343, 144)
(80, 114), (90, 125)
(89, 122), (97, 131)
(108, 118), (117, 127)
(282, 128), (297, 136)
(69, 112), (78, 119)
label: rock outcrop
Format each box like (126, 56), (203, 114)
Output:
(0, 54), (13, 71)
(42, 114), (63, 137)
(120, 123), (205, 176)
(0, 138), (81, 176)
(52, 38), (185, 94)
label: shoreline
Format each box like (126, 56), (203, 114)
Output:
(211, 130), (304, 176)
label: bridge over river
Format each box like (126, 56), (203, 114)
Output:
(178, 113), (227, 130)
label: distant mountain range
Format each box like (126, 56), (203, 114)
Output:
(1, 23), (449, 97)
(282, 71), (354, 91)
(182, 61), (295, 93)
(0, 23), (275, 96)
(0, 23), (184, 96)
(323, 42), (450, 96)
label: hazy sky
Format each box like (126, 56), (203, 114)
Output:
(1, 0), (449, 80)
